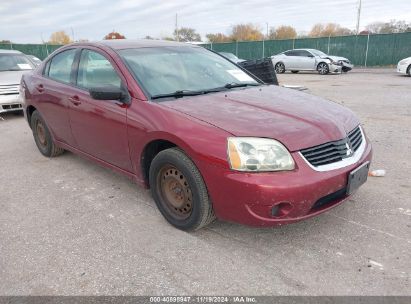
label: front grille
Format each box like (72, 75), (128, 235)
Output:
(0, 84), (19, 95)
(1, 104), (22, 110)
(300, 126), (363, 167)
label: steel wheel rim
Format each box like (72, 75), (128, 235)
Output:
(36, 120), (47, 147)
(157, 165), (193, 220)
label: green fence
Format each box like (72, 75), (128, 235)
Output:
(2, 32), (410, 66)
(0, 43), (62, 60)
(203, 32), (411, 66)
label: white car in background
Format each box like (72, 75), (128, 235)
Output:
(0, 49), (35, 114)
(397, 57), (411, 76)
(271, 48), (353, 75)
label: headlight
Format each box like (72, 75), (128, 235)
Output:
(227, 137), (295, 172)
(399, 60), (408, 65)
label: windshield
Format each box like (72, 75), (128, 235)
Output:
(119, 46), (259, 98)
(309, 49), (327, 57)
(0, 54), (34, 71)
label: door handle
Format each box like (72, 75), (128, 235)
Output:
(68, 95), (81, 106)
(36, 84), (44, 93)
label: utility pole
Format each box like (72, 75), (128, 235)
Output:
(71, 27), (75, 42)
(175, 13), (179, 41)
(356, 0), (362, 34)
(266, 22), (269, 38)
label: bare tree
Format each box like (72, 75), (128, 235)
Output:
(104, 31), (126, 40)
(365, 20), (411, 34)
(268, 25), (297, 40)
(206, 33), (231, 43)
(49, 31), (72, 45)
(174, 27), (201, 42)
(230, 24), (264, 41)
(309, 23), (352, 37)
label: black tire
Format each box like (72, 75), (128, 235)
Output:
(30, 110), (64, 157)
(407, 65), (411, 77)
(317, 62), (329, 75)
(291, 71), (299, 74)
(149, 148), (215, 231)
(275, 62), (285, 74)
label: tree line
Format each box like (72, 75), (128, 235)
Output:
(2, 19), (409, 45)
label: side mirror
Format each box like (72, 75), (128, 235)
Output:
(89, 85), (130, 104)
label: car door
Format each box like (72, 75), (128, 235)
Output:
(67, 47), (132, 172)
(31, 48), (77, 146)
(298, 50), (317, 70)
(283, 50), (299, 69)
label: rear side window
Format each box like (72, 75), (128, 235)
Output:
(48, 49), (76, 84)
(77, 49), (121, 90)
(297, 50), (312, 57)
(284, 51), (297, 56)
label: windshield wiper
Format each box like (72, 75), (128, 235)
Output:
(151, 90), (207, 100)
(224, 82), (261, 89)
(151, 88), (229, 100)
(151, 83), (261, 100)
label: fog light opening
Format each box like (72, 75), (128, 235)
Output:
(271, 202), (293, 217)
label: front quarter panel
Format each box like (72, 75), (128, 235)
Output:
(126, 99), (232, 184)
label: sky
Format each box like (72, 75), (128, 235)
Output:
(1, 0), (410, 43)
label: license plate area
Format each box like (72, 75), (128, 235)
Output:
(346, 161), (370, 195)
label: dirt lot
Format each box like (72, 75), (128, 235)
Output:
(0, 68), (410, 296)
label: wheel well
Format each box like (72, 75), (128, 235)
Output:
(317, 62), (328, 68)
(141, 139), (177, 187)
(26, 105), (37, 127)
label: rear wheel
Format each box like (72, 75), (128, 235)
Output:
(291, 71), (299, 74)
(317, 62), (329, 75)
(30, 110), (64, 157)
(275, 62), (285, 74)
(149, 148), (215, 231)
(407, 65), (411, 76)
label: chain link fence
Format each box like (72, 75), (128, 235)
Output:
(0, 43), (62, 60)
(203, 32), (411, 66)
(1, 32), (410, 66)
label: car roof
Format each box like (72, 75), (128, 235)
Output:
(89, 39), (201, 50)
(0, 49), (23, 54)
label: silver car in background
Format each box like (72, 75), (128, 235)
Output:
(271, 48), (353, 75)
(0, 50), (35, 114)
(397, 57), (411, 76)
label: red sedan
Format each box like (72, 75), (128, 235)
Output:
(21, 40), (372, 230)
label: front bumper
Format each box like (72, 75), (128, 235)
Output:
(0, 94), (23, 113)
(341, 63), (353, 72)
(397, 64), (408, 75)
(329, 63), (342, 73)
(198, 140), (372, 227)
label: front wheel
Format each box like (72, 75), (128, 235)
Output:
(275, 62), (285, 74)
(30, 110), (64, 157)
(317, 62), (329, 75)
(149, 148), (215, 231)
(407, 65), (411, 76)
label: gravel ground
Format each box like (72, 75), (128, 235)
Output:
(0, 68), (410, 296)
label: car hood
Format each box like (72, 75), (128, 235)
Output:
(322, 55), (349, 62)
(161, 86), (359, 152)
(0, 70), (29, 85)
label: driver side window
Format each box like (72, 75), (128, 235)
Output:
(77, 49), (122, 90)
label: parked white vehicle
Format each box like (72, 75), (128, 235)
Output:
(397, 57), (411, 76)
(0, 50), (35, 114)
(271, 49), (353, 75)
